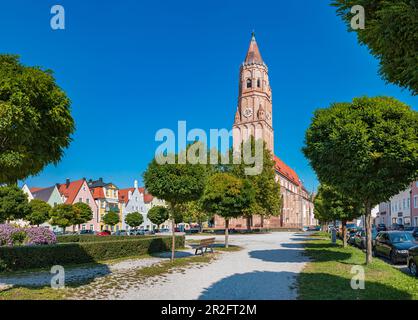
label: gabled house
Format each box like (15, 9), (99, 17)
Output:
(88, 178), (122, 232)
(21, 184), (64, 231)
(119, 181), (164, 231)
(57, 178), (99, 231)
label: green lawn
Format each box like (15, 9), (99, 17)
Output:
(298, 234), (418, 300)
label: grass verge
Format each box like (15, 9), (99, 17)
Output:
(298, 235), (418, 300)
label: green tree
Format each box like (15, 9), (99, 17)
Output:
(180, 200), (210, 230)
(148, 206), (169, 227)
(0, 55), (75, 184)
(201, 173), (255, 247)
(49, 204), (75, 234)
(316, 184), (364, 247)
(26, 199), (51, 226)
(303, 96), (418, 263)
(229, 137), (282, 230)
(72, 202), (93, 231)
(143, 147), (208, 260)
(332, 0), (418, 95)
(0, 185), (30, 223)
(125, 212), (144, 229)
(102, 211), (120, 229)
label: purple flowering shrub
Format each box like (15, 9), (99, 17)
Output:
(25, 227), (57, 245)
(0, 224), (21, 246)
(0, 224), (57, 246)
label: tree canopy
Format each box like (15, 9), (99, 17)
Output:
(0, 55), (75, 184)
(229, 137), (282, 228)
(26, 199), (51, 226)
(72, 202), (93, 226)
(102, 211), (120, 227)
(201, 173), (254, 247)
(125, 212), (144, 229)
(147, 206), (169, 227)
(49, 204), (75, 233)
(332, 0), (418, 95)
(0, 185), (30, 223)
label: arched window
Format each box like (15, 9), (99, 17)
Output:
(246, 79), (252, 88)
(257, 79), (261, 88)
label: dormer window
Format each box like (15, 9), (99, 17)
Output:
(246, 79), (252, 88)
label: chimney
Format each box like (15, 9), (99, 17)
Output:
(66, 178), (70, 188)
(99, 178), (103, 183)
(134, 180), (138, 189)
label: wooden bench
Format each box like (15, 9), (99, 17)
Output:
(194, 237), (215, 255)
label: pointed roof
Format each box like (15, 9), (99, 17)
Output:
(31, 186), (56, 202)
(274, 155), (301, 187)
(57, 179), (86, 204)
(244, 32), (263, 65)
(118, 188), (135, 204)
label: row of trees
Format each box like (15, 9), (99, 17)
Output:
(143, 139), (282, 260)
(0, 185), (148, 233)
(304, 96), (418, 263)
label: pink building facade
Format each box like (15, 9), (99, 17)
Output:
(411, 181), (418, 227)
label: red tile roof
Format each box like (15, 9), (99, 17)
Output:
(57, 179), (85, 204)
(90, 187), (105, 200)
(144, 193), (154, 204)
(118, 188), (135, 203)
(274, 155), (301, 187)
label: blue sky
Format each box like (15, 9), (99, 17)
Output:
(1, 0), (416, 191)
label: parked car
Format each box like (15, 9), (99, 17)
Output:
(354, 229), (378, 249)
(404, 227), (418, 240)
(79, 230), (94, 235)
(407, 246), (418, 277)
(348, 231), (359, 246)
(97, 230), (111, 236)
(113, 230), (128, 236)
(373, 231), (417, 264)
(129, 229), (145, 236)
(391, 223), (404, 231)
(376, 224), (387, 232)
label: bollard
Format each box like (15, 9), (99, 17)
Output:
(331, 227), (337, 244)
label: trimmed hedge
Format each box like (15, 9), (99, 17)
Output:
(0, 236), (185, 272)
(56, 234), (155, 243)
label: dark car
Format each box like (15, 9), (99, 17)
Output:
(354, 229), (378, 249)
(376, 224), (387, 232)
(391, 224), (404, 231)
(373, 231), (417, 264)
(79, 230), (94, 235)
(404, 227), (418, 240)
(407, 246), (418, 277)
(348, 230), (360, 246)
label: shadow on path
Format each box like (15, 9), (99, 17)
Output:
(198, 271), (298, 300)
(249, 249), (308, 263)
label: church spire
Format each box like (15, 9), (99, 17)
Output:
(245, 31), (263, 65)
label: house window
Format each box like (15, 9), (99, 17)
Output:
(246, 79), (252, 88)
(82, 225), (86, 230)
(79, 198), (82, 203)
(90, 224), (93, 231)
(86, 198), (90, 204)
(414, 196), (418, 208)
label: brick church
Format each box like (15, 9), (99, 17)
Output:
(214, 33), (316, 230)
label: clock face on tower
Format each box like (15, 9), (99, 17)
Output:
(243, 108), (253, 118)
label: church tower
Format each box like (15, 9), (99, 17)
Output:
(233, 33), (274, 153)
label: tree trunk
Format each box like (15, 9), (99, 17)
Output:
(225, 219), (229, 248)
(246, 216), (251, 231)
(365, 202), (373, 264)
(260, 215), (264, 228)
(342, 220), (347, 248)
(171, 217), (175, 261)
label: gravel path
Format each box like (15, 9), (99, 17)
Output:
(0, 232), (309, 299)
(113, 232), (309, 300)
